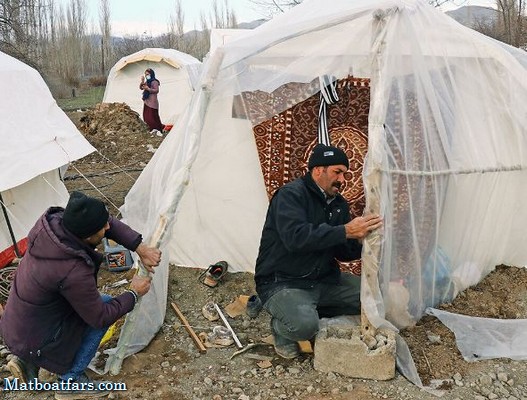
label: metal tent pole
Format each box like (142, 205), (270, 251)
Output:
(0, 192), (21, 258)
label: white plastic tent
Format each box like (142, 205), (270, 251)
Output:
(102, 48), (202, 126)
(0, 51), (95, 267)
(109, 0), (527, 384)
(209, 28), (251, 55)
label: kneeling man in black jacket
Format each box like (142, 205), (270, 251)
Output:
(254, 143), (382, 358)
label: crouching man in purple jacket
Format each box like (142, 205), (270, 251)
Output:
(0, 191), (161, 399)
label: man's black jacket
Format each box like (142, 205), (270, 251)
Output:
(254, 173), (362, 302)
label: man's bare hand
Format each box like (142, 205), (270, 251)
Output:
(344, 214), (383, 240)
(130, 275), (152, 297)
(135, 243), (161, 274)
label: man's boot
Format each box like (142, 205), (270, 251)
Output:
(7, 355), (39, 382)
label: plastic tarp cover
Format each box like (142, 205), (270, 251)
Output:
(112, 0), (527, 380)
(428, 308), (527, 361)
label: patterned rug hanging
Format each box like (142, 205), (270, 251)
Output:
(237, 75), (371, 275)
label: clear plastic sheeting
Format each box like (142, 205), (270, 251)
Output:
(427, 308), (527, 362)
(111, 0), (527, 380)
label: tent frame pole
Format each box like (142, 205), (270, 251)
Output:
(0, 193), (21, 258)
(107, 49), (227, 375)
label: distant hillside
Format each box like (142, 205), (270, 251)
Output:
(237, 19), (267, 29)
(445, 5), (499, 28)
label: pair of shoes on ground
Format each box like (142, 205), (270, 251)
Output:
(55, 371), (112, 399)
(272, 327), (300, 359)
(199, 325), (234, 348)
(198, 261), (228, 288)
(149, 129), (163, 137)
(7, 355), (39, 382)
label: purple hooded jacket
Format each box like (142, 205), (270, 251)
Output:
(0, 207), (142, 374)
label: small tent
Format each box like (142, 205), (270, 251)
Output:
(108, 0), (527, 383)
(0, 51), (95, 268)
(209, 28), (251, 55)
(102, 48), (202, 126)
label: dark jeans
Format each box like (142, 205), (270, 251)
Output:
(59, 294), (112, 381)
(263, 273), (361, 345)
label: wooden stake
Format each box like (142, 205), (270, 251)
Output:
(171, 302), (207, 354)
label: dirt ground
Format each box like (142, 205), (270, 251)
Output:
(2, 103), (527, 399)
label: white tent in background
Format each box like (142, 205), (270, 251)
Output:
(209, 28), (251, 55)
(102, 48), (202, 126)
(109, 0), (527, 385)
(0, 51), (95, 268)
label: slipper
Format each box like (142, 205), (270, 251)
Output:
(199, 326), (234, 348)
(201, 301), (219, 321)
(199, 261), (229, 288)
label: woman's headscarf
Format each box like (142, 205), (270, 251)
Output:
(142, 68), (160, 101)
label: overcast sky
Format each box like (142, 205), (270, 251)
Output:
(78, 0), (263, 36)
(73, 0), (497, 37)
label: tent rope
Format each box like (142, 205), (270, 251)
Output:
(54, 136), (137, 215)
(0, 266), (17, 299)
(89, 152), (139, 183)
(0, 195), (30, 241)
(69, 165), (122, 215)
(40, 174), (70, 203)
(64, 167), (144, 181)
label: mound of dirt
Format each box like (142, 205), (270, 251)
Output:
(63, 102), (165, 211)
(76, 102), (164, 167)
(401, 264), (527, 386)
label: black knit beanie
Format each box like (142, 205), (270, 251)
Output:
(63, 191), (109, 238)
(307, 144), (349, 170)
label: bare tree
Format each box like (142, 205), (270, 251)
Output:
(249, 0), (462, 18)
(472, 0), (526, 47)
(0, 0), (53, 69)
(99, 0), (111, 75)
(249, 0), (302, 18)
(495, 0), (526, 46)
(211, 0), (237, 28)
(428, 0), (464, 7)
(164, 0), (185, 50)
(113, 35), (147, 59)
(45, 0), (93, 86)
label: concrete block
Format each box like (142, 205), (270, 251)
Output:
(313, 323), (396, 380)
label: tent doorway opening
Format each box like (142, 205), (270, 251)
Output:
(235, 75), (370, 275)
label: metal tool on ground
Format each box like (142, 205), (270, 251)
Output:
(229, 342), (272, 359)
(213, 303), (243, 349)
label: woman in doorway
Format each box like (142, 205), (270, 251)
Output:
(140, 68), (165, 133)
